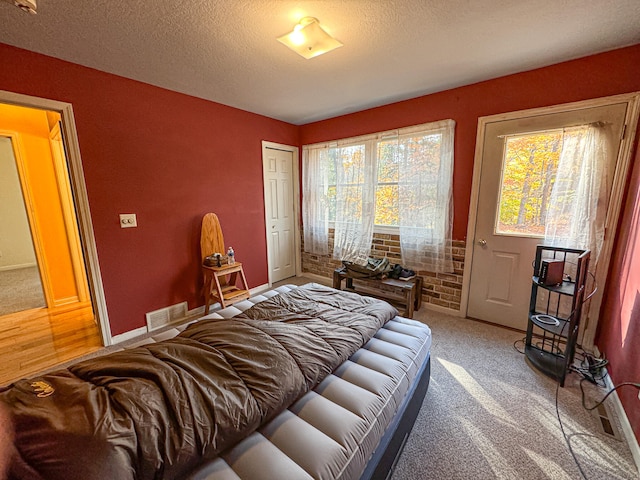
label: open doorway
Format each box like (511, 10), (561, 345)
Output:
(0, 91), (111, 383)
(0, 135), (46, 315)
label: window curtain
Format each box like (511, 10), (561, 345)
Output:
(398, 119), (455, 272)
(302, 119), (455, 269)
(302, 145), (329, 255)
(333, 143), (376, 264)
(544, 124), (609, 265)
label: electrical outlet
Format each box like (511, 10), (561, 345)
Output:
(119, 213), (137, 228)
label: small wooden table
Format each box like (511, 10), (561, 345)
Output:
(202, 262), (250, 314)
(333, 268), (423, 318)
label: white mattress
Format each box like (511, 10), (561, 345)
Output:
(128, 284), (432, 480)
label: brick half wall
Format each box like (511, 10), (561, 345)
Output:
(301, 228), (465, 312)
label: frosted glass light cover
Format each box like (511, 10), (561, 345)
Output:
(277, 18), (343, 59)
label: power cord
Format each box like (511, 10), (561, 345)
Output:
(579, 379), (640, 412)
(555, 347), (640, 480)
(570, 352), (608, 386)
(513, 337), (526, 354)
(555, 380), (588, 480)
(515, 332), (637, 478)
(513, 334), (565, 355)
(512, 334), (589, 478)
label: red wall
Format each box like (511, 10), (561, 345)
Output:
(0, 43), (299, 336)
(598, 144), (640, 444)
(300, 45), (640, 240)
(2, 42), (640, 440)
(300, 44), (640, 442)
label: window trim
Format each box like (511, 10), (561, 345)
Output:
(303, 118), (456, 269)
(326, 137), (401, 228)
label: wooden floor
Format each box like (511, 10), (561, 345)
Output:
(0, 303), (103, 386)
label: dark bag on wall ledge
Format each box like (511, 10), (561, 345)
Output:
(342, 257), (392, 279)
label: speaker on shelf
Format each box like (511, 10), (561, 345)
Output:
(540, 259), (564, 286)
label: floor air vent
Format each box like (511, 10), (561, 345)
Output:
(595, 402), (621, 440)
(145, 302), (188, 331)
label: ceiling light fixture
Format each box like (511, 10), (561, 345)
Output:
(277, 17), (342, 59)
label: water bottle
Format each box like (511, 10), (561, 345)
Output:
(227, 247), (235, 264)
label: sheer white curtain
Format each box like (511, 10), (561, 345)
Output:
(398, 120), (455, 272)
(302, 120), (455, 268)
(544, 124), (609, 264)
(333, 143), (376, 264)
(302, 145), (329, 255)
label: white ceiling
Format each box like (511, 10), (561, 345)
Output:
(1, 1), (639, 125)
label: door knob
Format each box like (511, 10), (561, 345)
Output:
(477, 239), (487, 247)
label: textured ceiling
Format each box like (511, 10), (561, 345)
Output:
(1, 1), (639, 125)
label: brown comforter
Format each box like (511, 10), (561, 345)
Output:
(1, 284), (397, 480)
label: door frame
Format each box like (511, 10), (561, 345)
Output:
(261, 141), (301, 286)
(462, 92), (640, 348)
(0, 89), (112, 346)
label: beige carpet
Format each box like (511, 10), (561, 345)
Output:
(391, 307), (638, 480)
(0, 266), (45, 316)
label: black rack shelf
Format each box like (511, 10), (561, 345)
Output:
(531, 277), (576, 296)
(528, 312), (571, 337)
(524, 344), (567, 379)
(524, 245), (590, 387)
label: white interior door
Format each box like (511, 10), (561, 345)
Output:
(263, 145), (297, 283)
(467, 102), (628, 331)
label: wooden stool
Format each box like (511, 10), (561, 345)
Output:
(203, 262), (250, 314)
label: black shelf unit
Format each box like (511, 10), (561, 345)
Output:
(525, 245), (590, 386)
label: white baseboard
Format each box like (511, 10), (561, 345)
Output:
(297, 272), (331, 286)
(187, 305), (205, 317)
(604, 373), (640, 472)
(421, 301), (464, 317)
(111, 326), (147, 345)
(110, 279), (324, 345)
(250, 283), (270, 295)
(0, 262), (37, 272)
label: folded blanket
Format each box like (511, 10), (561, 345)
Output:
(1, 284), (397, 480)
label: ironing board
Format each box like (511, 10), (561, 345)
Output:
(200, 213), (249, 313)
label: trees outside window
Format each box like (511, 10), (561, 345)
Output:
(303, 119), (455, 272)
(497, 131), (563, 236)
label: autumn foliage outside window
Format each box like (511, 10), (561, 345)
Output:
(497, 131), (563, 237)
(303, 120), (455, 272)
(325, 133), (450, 226)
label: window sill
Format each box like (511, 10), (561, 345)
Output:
(328, 222), (398, 235)
(373, 225), (399, 235)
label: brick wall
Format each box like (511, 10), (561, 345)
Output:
(420, 240), (465, 311)
(301, 228), (465, 313)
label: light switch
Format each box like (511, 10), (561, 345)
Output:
(119, 213), (137, 228)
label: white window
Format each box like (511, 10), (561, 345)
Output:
(303, 119), (455, 272)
